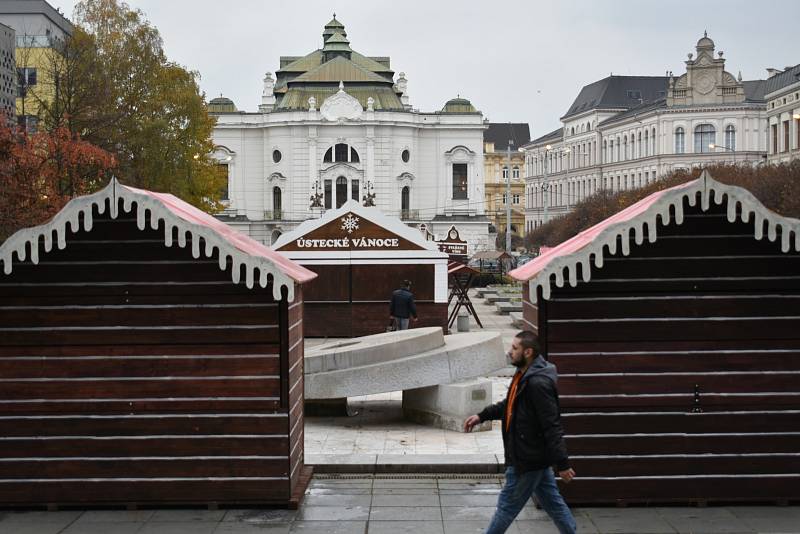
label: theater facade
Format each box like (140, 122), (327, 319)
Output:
(210, 16), (491, 254)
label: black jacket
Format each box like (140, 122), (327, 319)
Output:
(389, 288), (417, 319)
(478, 355), (570, 473)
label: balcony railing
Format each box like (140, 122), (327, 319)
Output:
(264, 210), (282, 220)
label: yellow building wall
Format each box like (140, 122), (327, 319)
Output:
(483, 143), (526, 246)
(15, 46), (59, 118)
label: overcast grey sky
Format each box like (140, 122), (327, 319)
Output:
(51, 0), (800, 140)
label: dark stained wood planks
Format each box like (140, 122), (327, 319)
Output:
(522, 198), (800, 503)
(0, 205), (308, 506)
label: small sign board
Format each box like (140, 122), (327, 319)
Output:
(437, 225), (468, 258)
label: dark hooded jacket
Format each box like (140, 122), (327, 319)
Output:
(478, 355), (570, 473)
(389, 287), (417, 319)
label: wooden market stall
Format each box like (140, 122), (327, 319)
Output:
(0, 179), (317, 508)
(510, 171), (800, 504)
(273, 201), (449, 337)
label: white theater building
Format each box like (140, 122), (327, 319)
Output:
(210, 16), (491, 252)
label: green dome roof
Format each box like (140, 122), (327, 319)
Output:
(441, 97), (477, 113)
(208, 96), (237, 113)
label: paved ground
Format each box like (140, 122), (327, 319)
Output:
(1, 476), (798, 533)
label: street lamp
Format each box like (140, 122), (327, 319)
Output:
(709, 143), (735, 164)
(505, 137), (514, 253)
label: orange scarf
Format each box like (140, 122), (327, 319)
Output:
(505, 371), (523, 432)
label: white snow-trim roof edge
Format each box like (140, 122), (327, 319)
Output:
(521, 170), (800, 302)
(0, 178), (300, 302)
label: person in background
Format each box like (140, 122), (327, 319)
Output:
(389, 279), (418, 330)
(464, 330), (576, 534)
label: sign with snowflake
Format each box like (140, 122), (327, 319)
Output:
(340, 214), (360, 234)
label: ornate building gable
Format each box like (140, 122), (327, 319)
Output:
(667, 32), (745, 107)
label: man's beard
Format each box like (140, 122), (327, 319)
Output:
(511, 357), (526, 368)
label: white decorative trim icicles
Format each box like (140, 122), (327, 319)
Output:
(0, 178), (299, 302)
(528, 171), (800, 302)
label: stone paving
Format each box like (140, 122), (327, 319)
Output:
(1, 476), (797, 533)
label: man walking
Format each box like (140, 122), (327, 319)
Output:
(389, 279), (417, 330)
(464, 330), (576, 534)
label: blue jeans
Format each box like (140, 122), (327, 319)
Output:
(486, 466), (576, 534)
(394, 317), (410, 330)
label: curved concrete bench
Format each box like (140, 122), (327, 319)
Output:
(305, 327), (505, 399)
(305, 327), (505, 431)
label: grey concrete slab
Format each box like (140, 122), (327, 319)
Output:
(62, 522), (145, 534)
(138, 523), (218, 534)
(655, 507), (750, 534)
(0, 525), (69, 534)
(74, 510), (155, 523)
(222, 509), (299, 524)
(443, 520), (520, 533)
(371, 494), (440, 507)
(375, 453), (501, 473)
(150, 509), (226, 522)
(369, 521), (445, 534)
(440, 494), (500, 507)
(306, 453), (377, 473)
(296, 506), (370, 521)
(302, 494), (372, 507)
(213, 523), (291, 534)
(441, 506), (497, 521)
(369, 507), (442, 521)
(586, 508), (677, 533)
(288, 521), (366, 533)
(371, 487), (440, 495)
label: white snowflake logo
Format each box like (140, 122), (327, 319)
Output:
(341, 214), (360, 234)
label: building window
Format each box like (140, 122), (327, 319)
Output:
(783, 121), (790, 152)
(335, 176), (348, 208)
(694, 124), (715, 153)
(651, 127), (656, 154)
(401, 149), (410, 163)
(724, 125), (736, 151)
(17, 67), (36, 95)
(512, 166), (520, 179)
(324, 143), (360, 163)
(623, 136), (628, 160)
(335, 143), (348, 162)
(352, 179), (359, 201)
(674, 127), (685, 154)
(503, 192), (508, 204)
(502, 166), (509, 179)
(796, 117), (800, 149)
(512, 193), (520, 204)
(350, 146), (360, 163)
(217, 164), (229, 201)
(772, 124), (778, 154)
(452, 163), (468, 199)
(272, 149), (282, 163)
(644, 130), (649, 157)
(272, 187), (282, 219)
(324, 179), (332, 209)
(401, 186), (410, 216)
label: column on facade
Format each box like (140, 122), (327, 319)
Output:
(366, 126), (375, 204)
(308, 126), (318, 208)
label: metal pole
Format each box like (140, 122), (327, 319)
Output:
(506, 139), (512, 252)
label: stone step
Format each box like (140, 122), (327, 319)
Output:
(485, 294), (511, 304)
(509, 312), (525, 328)
(496, 301), (523, 315)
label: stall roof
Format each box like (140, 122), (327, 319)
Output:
(272, 200), (448, 260)
(472, 250), (513, 261)
(448, 260), (479, 276)
(0, 178), (316, 302)
(510, 171), (800, 301)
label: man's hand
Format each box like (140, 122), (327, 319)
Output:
(412, 317), (419, 322)
(558, 468), (576, 483)
(463, 414), (481, 432)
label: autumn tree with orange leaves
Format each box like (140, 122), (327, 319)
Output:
(0, 124), (116, 241)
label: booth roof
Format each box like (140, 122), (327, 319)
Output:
(471, 250), (513, 261)
(510, 171), (800, 301)
(0, 179), (316, 302)
(272, 200), (447, 257)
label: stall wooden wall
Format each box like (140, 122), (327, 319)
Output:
(301, 263), (448, 337)
(523, 197), (800, 503)
(0, 204), (308, 507)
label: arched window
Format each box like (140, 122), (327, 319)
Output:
(351, 179), (359, 201)
(725, 125), (736, 151)
(674, 127), (685, 154)
(350, 146), (360, 163)
(694, 124), (715, 153)
(623, 136), (628, 160)
(644, 130), (649, 157)
(616, 137), (621, 161)
(335, 143), (348, 162)
(637, 132), (642, 158)
(512, 166), (520, 179)
(335, 176), (347, 208)
(502, 166), (509, 179)
(272, 187), (282, 219)
(609, 140), (614, 162)
(323, 147), (333, 163)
